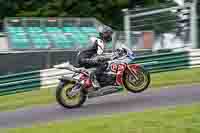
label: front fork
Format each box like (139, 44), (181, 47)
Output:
(127, 64), (141, 81)
(128, 69), (139, 81)
(68, 74), (93, 96)
(68, 82), (82, 97)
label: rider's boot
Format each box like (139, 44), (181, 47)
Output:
(91, 74), (101, 90)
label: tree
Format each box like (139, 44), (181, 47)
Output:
(0, 0), (168, 30)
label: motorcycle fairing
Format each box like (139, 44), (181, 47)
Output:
(116, 64), (127, 85)
(115, 64), (141, 86)
(111, 63), (118, 73)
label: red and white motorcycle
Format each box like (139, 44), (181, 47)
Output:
(54, 46), (150, 108)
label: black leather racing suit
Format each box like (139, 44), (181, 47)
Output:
(77, 38), (109, 86)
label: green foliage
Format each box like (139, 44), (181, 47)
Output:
(0, 0), (168, 30)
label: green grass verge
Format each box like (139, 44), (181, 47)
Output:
(150, 68), (200, 88)
(5, 103), (200, 133)
(0, 88), (55, 112)
(1, 68), (200, 112)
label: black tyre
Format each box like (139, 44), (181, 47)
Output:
(123, 66), (150, 93)
(56, 81), (87, 108)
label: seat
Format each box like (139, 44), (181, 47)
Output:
(32, 38), (51, 49)
(62, 27), (81, 33)
(6, 25), (99, 49)
(80, 27), (97, 33)
(10, 38), (30, 49)
(7, 27), (25, 33)
(45, 27), (62, 33)
(29, 33), (47, 39)
(26, 27), (43, 33)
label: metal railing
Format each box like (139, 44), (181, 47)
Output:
(0, 49), (200, 96)
(123, 2), (198, 50)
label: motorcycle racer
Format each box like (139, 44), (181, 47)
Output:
(76, 25), (113, 90)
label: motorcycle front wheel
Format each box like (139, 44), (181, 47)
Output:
(56, 81), (87, 108)
(123, 66), (150, 93)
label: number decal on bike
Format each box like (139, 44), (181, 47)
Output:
(111, 63), (118, 72)
(116, 64), (127, 85)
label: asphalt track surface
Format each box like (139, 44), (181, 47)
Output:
(0, 84), (200, 129)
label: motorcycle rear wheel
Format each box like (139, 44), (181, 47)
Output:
(123, 66), (150, 93)
(56, 81), (87, 108)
